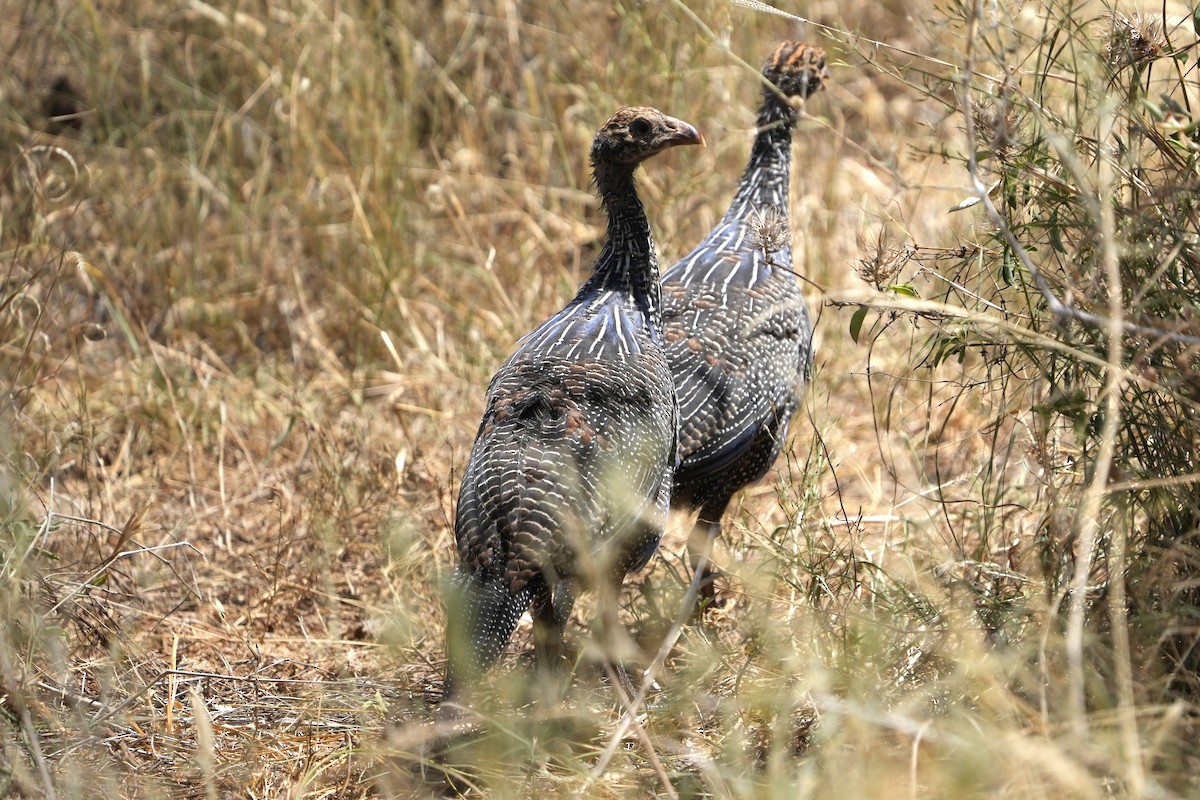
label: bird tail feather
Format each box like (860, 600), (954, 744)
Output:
(443, 569), (532, 702)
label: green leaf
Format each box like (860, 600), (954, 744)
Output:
(849, 305), (869, 344)
(1048, 218), (1066, 254)
(889, 283), (920, 299)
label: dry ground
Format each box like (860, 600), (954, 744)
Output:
(2, 0), (1197, 797)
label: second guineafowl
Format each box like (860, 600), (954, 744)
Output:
(660, 42), (828, 609)
(443, 107), (703, 704)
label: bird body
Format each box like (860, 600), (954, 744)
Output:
(660, 42), (828, 602)
(444, 108), (702, 703)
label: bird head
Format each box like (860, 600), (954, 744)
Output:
(762, 41), (829, 101)
(590, 107), (704, 169)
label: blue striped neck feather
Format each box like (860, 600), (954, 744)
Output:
(581, 169), (662, 324)
(722, 92), (797, 225)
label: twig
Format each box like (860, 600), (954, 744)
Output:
(604, 663), (679, 800)
(0, 636), (58, 800)
(48, 542), (201, 615)
(911, 720), (932, 800)
(730, 0), (963, 75)
(828, 293), (1200, 415)
(21, 478), (55, 567)
(911, 267), (1021, 317)
(92, 669), (389, 726)
(190, 688), (218, 800)
(38, 512), (124, 536)
(808, 692), (964, 745)
(1105, 472), (1200, 493)
(586, 546), (714, 787)
(1094, 85), (1145, 800)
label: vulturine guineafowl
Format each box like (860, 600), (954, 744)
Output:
(443, 107), (703, 705)
(660, 42), (828, 611)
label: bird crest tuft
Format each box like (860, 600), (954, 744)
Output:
(763, 41), (829, 100)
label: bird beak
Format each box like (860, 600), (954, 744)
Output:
(662, 117), (705, 149)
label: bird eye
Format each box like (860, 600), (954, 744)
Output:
(630, 118), (651, 136)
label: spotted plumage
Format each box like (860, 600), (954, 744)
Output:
(443, 108), (703, 703)
(660, 42), (828, 606)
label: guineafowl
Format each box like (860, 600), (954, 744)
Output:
(444, 107), (703, 704)
(660, 42), (827, 610)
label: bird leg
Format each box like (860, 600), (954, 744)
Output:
(601, 576), (641, 702)
(531, 578), (574, 675)
(686, 496), (732, 618)
(561, 574), (641, 703)
(606, 660), (638, 705)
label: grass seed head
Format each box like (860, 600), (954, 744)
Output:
(1105, 12), (1167, 72)
(855, 229), (908, 290)
(749, 206), (791, 258)
(969, 95), (1026, 166)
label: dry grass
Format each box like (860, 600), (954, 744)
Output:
(2, 0), (1198, 797)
